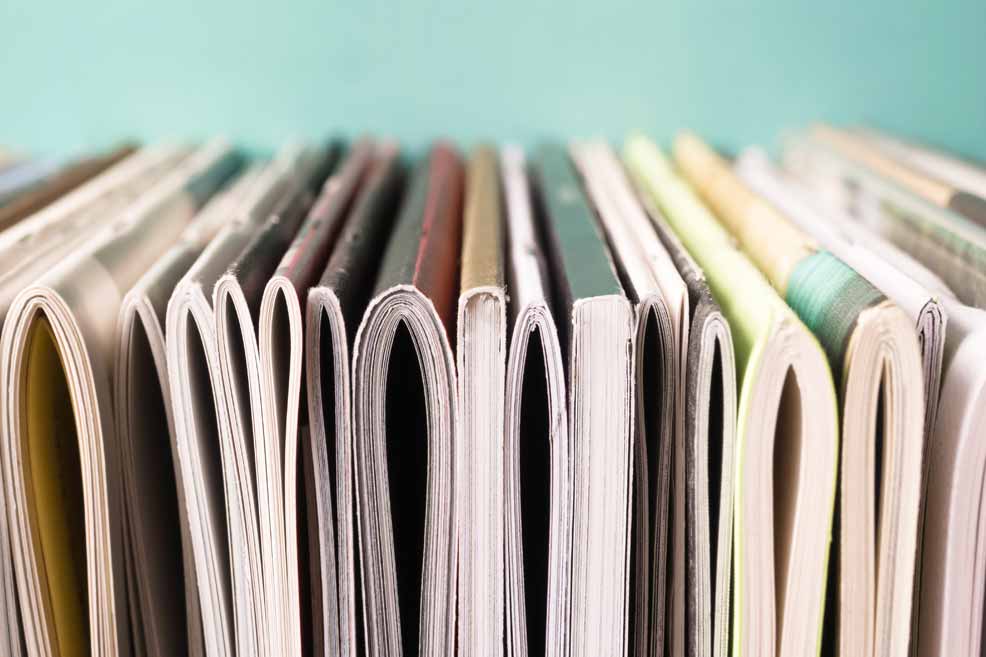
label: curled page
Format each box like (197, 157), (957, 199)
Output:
(678, 135), (924, 657)
(351, 143), (462, 657)
(775, 141), (986, 656)
(213, 143), (337, 657)
(0, 141), (241, 657)
(259, 140), (373, 657)
(530, 145), (635, 657)
(625, 135), (839, 657)
(114, 163), (262, 657)
(500, 145), (569, 657)
(305, 141), (404, 657)
(456, 145), (507, 657)
(639, 192), (738, 657)
(678, 134), (924, 657)
(916, 301), (986, 657)
(572, 140), (690, 657)
(0, 143), (186, 657)
(166, 145), (318, 657)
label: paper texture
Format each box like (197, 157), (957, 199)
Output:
(456, 145), (507, 657)
(532, 144), (635, 657)
(166, 144), (320, 657)
(642, 195), (738, 657)
(351, 143), (462, 657)
(1, 140), (241, 657)
(678, 134), (923, 657)
(500, 145), (570, 657)
(625, 134), (839, 657)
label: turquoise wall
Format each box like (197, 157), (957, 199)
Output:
(2, 0), (985, 159)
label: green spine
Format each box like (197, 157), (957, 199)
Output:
(785, 250), (885, 379)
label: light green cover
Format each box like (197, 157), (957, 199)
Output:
(623, 134), (839, 657)
(624, 136), (786, 382)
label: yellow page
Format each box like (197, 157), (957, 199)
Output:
(22, 316), (88, 657)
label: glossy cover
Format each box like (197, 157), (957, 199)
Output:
(529, 144), (623, 314)
(460, 145), (505, 291)
(372, 141), (464, 331)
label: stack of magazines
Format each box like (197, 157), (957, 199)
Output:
(0, 125), (983, 657)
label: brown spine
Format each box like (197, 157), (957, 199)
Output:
(412, 142), (465, 331)
(460, 145), (504, 292)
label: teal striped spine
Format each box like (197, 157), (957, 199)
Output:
(785, 250), (885, 379)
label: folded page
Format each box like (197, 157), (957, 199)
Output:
(531, 144), (635, 657)
(677, 133), (924, 657)
(212, 143), (337, 657)
(351, 143), (463, 657)
(456, 145), (508, 657)
(774, 147), (986, 656)
(0, 143), (188, 657)
(0, 140), (240, 657)
(259, 140), (372, 656)
(625, 135), (838, 657)
(113, 163), (261, 657)
(305, 141), (404, 657)
(166, 145), (318, 657)
(499, 145), (569, 657)
(571, 140), (690, 657)
(637, 192), (738, 657)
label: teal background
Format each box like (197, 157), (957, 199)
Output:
(2, 0), (984, 159)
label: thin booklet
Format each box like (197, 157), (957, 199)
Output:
(0, 144), (187, 657)
(456, 145), (508, 657)
(737, 148), (947, 440)
(530, 144), (634, 657)
(304, 141), (404, 657)
(780, 138), (986, 656)
(258, 139), (373, 656)
(912, 298), (986, 657)
(737, 149), (954, 655)
(571, 140), (690, 657)
(351, 143), (462, 657)
(210, 143), (335, 657)
(499, 145), (569, 657)
(634, 182), (738, 657)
